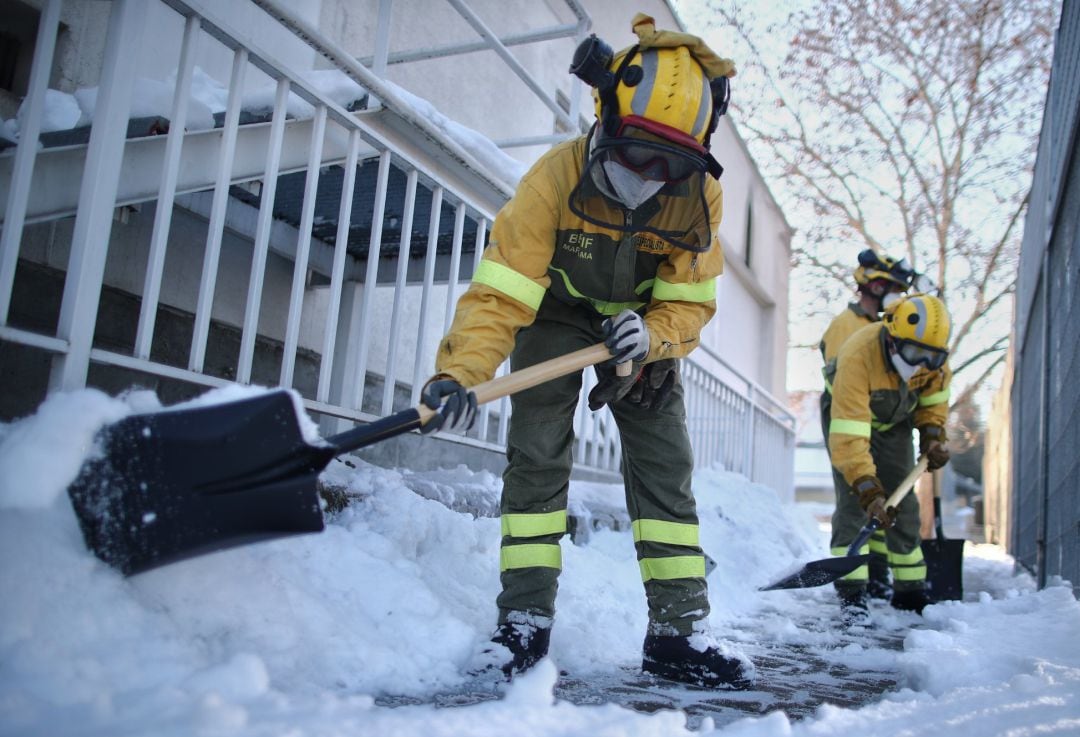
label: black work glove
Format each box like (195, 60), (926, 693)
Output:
(624, 359), (679, 411)
(853, 475), (895, 528)
(420, 378), (477, 434)
(918, 425), (950, 471)
(587, 362), (643, 411)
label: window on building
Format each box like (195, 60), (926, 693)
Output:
(744, 196), (754, 268)
(0, 0), (41, 97)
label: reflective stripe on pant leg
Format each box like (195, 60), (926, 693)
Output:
(831, 544), (870, 582)
(610, 382), (709, 635)
(869, 529), (888, 556)
(496, 317), (590, 621)
(502, 510), (567, 538)
(500, 543), (562, 571)
(639, 555), (706, 581)
(888, 546), (927, 583)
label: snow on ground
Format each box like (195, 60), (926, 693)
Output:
(1, 386), (1078, 736)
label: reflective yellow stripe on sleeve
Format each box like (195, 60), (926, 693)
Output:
(501, 511), (567, 538)
(651, 277), (716, 303)
(639, 555), (706, 581)
(632, 519), (700, 547)
(918, 388), (951, 407)
(473, 259), (546, 311)
(500, 544), (562, 571)
(830, 419), (872, 437)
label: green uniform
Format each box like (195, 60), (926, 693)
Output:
(824, 324), (951, 593)
(431, 134), (725, 635)
(819, 303), (889, 569)
(498, 299), (708, 634)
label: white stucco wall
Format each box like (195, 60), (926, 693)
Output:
(20, 0), (790, 399)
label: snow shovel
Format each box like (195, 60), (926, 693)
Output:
(760, 457), (929, 591)
(67, 342), (616, 576)
(921, 475), (964, 601)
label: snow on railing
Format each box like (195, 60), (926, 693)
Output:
(0, 0), (793, 496)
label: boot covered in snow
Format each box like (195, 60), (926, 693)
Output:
(468, 620), (551, 679)
(891, 588), (931, 614)
(642, 633), (755, 690)
(837, 585), (872, 626)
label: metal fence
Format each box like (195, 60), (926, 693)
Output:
(0, 0), (794, 496)
(1011, 0), (1080, 592)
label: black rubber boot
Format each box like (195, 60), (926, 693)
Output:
(642, 635), (754, 690)
(891, 589), (932, 614)
(470, 621), (551, 679)
(867, 554), (893, 600)
(837, 586), (872, 625)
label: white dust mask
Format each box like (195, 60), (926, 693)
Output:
(881, 292), (903, 311)
(891, 352), (919, 382)
(600, 160), (664, 210)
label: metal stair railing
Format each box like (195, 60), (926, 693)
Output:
(0, 0), (794, 497)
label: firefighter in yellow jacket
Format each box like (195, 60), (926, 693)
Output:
(419, 15), (754, 689)
(826, 294), (952, 620)
(820, 250), (915, 598)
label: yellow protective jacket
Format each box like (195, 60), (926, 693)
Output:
(827, 323), (951, 484)
(433, 135), (725, 387)
(820, 303), (877, 364)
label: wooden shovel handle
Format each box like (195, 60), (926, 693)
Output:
(885, 455), (930, 510)
(417, 343), (613, 424)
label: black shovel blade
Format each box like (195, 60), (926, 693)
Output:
(760, 554), (871, 591)
(922, 538), (964, 601)
(67, 391), (328, 575)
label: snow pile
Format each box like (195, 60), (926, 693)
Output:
(6, 66), (527, 188)
(0, 386), (1078, 736)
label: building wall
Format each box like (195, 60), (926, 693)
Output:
(1011, 0), (1080, 592)
(6, 0), (790, 398)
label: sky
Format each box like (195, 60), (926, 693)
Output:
(1, 384), (1079, 736)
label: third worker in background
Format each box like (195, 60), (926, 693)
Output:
(820, 250), (916, 598)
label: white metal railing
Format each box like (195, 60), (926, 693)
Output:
(0, 0), (794, 496)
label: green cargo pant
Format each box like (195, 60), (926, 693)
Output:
(827, 420), (926, 594)
(496, 303), (709, 636)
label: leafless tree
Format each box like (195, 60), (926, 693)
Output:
(706, 0), (1057, 417)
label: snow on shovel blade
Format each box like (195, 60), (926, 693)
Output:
(759, 554), (871, 591)
(67, 391), (329, 576)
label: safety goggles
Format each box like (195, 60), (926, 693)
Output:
(896, 339), (948, 370)
(595, 117), (708, 183)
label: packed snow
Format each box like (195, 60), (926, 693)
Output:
(1, 385), (1078, 736)
(0, 66), (526, 188)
